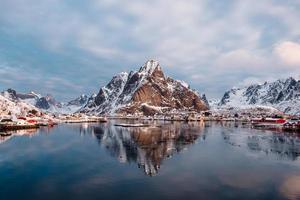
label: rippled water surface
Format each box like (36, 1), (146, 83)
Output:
(1, 121), (300, 200)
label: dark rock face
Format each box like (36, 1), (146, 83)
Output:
(67, 94), (88, 107)
(35, 97), (50, 110)
(2, 89), (18, 100)
(82, 60), (209, 115)
(220, 91), (231, 105)
(35, 94), (62, 110)
(17, 93), (36, 100)
(201, 94), (209, 108)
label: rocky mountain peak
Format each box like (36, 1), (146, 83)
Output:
(139, 60), (160, 74)
(81, 60), (208, 115)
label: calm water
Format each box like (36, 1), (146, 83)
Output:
(1, 121), (300, 200)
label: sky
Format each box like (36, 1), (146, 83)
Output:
(0, 0), (300, 101)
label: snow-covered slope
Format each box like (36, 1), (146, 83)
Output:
(63, 94), (89, 114)
(83, 72), (129, 114)
(0, 95), (40, 117)
(81, 60), (208, 115)
(1, 89), (89, 114)
(34, 94), (89, 114)
(219, 77), (300, 115)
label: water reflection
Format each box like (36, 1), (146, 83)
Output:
(0, 126), (54, 144)
(83, 122), (205, 176)
(221, 124), (300, 161)
(1, 121), (300, 199)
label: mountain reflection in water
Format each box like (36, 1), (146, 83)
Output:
(220, 122), (300, 161)
(81, 122), (206, 176)
(78, 121), (300, 176)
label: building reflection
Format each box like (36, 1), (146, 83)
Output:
(0, 126), (55, 144)
(87, 122), (205, 176)
(0, 128), (39, 144)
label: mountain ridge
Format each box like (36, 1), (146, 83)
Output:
(218, 76), (300, 115)
(1, 89), (89, 114)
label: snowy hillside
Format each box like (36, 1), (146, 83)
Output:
(0, 95), (40, 117)
(1, 89), (89, 114)
(218, 77), (300, 115)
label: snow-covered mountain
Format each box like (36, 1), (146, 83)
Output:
(0, 94), (41, 117)
(1, 89), (89, 114)
(81, 60), (209, 115)
(63, 94), (89, 114)
(66, 94), (88, 107)
(218, 77), (300, 115)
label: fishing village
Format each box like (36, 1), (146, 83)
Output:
(1, 109), (300, 137)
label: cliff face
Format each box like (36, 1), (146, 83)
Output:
(81, 60), (208, 115)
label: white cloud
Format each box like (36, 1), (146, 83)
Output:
(215, 49), (268, 70)
(0, 63), (83, 100)
(274, 41), (300, 67)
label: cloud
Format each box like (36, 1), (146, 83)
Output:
(0, 63), (84, 100)
(216, 49), (267, 70)
(236, 76), (279, 88)
(0, 0), (300, 99)
(274, 41), (300, 67)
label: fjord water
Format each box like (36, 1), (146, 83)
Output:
(0, 121), (300, 200)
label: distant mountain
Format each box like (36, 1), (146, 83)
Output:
(67, 94), (88, 107)
(0, 94), (40, 117)
(81, 60), (208, 115)
(219, 77), (300, 115)
(1, 89), (89, 114)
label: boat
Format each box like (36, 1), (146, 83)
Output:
(114, 123), (151, 127)
(251, 117), (286, 128)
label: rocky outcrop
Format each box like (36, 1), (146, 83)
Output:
(35, 97), (51, 110)
(81, 60), (209, 115)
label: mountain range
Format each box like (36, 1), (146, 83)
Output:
(1, 89), (89, 115)
(218, 77), (300, 115)
(1, 60), (300, 116)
